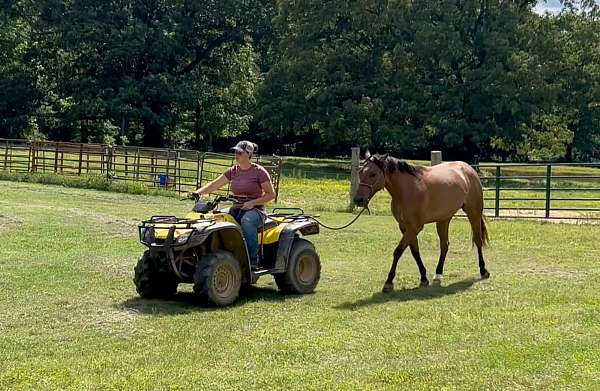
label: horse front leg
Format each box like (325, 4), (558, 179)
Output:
(382, 241), (407, 292)
(383, 230), (418, 292)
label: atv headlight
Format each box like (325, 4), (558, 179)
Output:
(141, 226), (155, 244)
(176, 232), (191, 244)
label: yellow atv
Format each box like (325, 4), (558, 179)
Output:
(134, 195), (321, 306)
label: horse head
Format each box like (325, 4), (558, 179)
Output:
(353, 153), (388, 207)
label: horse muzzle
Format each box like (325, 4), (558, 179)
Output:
(353, 196), (369, 207)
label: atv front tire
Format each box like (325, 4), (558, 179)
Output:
(193, 250), (242, 306)
(134, 251), (178, 299)
(274, 238), (321, 294)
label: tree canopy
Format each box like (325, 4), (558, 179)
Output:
(0, 0), (598, 161)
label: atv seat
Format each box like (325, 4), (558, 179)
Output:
(258, 217), (279, 232)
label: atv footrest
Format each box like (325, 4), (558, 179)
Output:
(251, 268), (273, 276)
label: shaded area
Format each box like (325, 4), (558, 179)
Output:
(118, 285), (287, 315)
(335, 278), (481, 310)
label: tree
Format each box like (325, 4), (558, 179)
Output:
(0, 5), (42, 138)
(258, 0), (583, 160)
(24, 0), (273, 146)
(554, 3), (600, 161)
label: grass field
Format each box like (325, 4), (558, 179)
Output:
(1, 179), (600, 390)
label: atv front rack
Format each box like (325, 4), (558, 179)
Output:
(139, 216), (215, 247)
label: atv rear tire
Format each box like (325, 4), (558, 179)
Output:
(134, 251), (178, 299)
(274, 238), (321, 294)
(193, 250), (242, 306)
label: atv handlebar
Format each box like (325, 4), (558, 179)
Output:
(181, 193), (253, 212)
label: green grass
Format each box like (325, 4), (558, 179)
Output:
(1, 180), (600, 390)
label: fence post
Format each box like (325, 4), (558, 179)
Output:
(4, 140), (9, 170)
(77, 144), (83, 175)
(166, 150), (171, 186)
(28, 142), (35, 172)
(106, 145), (113, 179)
(151, 153), (156, 186)
(197, 152), (204, 188)
(176, 151), (181, 193)
(275, 156), (283, 203)
(348, 147), (360, 210)
(545, 164), (552, 219)
(124, 147), (129, 177)
(135, 148), (140, 181)
(495, 165), (501, 218)
(431, 150), (442, 166)
(86, 148), (90, 173)
(54, 142), (59, 173)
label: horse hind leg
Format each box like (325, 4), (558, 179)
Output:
(464, 207), (490, 279)
(409, 238), (429, 287)
(432, 218), (451, 286)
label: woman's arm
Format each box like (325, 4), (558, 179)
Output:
(193, 174), (230, 196)
(241, 181), (276, 210)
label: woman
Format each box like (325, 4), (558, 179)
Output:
(193, 140), (276, 269)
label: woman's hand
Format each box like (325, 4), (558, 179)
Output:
(241, 200), (255, 210)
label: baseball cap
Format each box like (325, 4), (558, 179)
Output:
(231, 140), (255, 155)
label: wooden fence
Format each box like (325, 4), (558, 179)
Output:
(0, 138), (283, 200)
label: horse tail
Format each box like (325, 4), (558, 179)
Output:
(469, 211), (489, 248)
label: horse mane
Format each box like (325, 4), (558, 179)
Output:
(371, 154), (423, 177)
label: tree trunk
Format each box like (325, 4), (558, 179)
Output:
(194, 105), (202, 149)
(207, 132), (213, 152)
(142, 102), (163, 147)
(565, 142), (573, 163)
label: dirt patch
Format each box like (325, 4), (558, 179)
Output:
(106, 219), (138, 229)
(0, 214), (24, 233)
(521, 265), (586, 280)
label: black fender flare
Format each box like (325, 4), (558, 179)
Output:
(273, 219), (319, 272)
(145, 222), (253, 283)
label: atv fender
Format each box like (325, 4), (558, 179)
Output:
(147, 222), (253, 284)
(194, 223), (253, 283)
(273, 219), (319, 272)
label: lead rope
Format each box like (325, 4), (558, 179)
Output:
(309, 206), (370, 230)
(254, 206), (370, 231)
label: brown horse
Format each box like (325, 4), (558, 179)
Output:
(353, 152), (489, 292)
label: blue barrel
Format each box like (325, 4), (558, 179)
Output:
(158, 174), (169, 187)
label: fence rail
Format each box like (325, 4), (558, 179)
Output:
(474, 162), (600, 220)
(0, 138), (282, 201)
(2, 138), (599, 220)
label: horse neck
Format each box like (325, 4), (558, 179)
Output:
(384, 171), (415, 204)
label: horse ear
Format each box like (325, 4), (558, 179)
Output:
(364, 150), (371, 159)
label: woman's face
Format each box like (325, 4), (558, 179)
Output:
(235, 150), (251, 164)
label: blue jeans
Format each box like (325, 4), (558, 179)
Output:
(227, 208), (263, 266)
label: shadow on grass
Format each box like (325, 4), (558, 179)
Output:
(118, 285), (287, 315)
(335, 278), (481, 310)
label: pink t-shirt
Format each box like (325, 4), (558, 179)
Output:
(224, 164), (271, 204)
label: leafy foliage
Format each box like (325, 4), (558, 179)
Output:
(0, 0), (598, 161)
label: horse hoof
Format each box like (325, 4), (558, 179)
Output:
(382, 283), (394, 293)
(420, 280), (429, 287)
(431, 278), (441, 287)
(481, 271), (490, 279)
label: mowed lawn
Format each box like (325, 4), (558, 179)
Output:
(1, 180), (599, 390)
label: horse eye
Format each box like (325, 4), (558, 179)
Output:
(370, 173), (377, 178)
